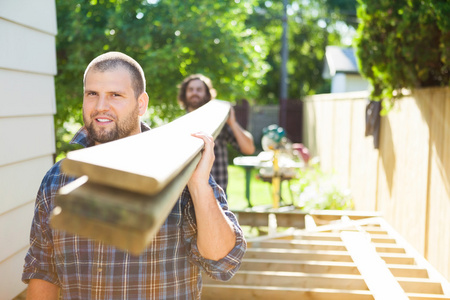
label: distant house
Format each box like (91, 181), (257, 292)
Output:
(0, 1), (57, 298)
(322, 46), (369, 93)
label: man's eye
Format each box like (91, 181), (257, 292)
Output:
(87, 92), (97, 96)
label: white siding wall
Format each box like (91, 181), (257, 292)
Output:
(0, 1), (57, 299)
(331, 73), (369, 93)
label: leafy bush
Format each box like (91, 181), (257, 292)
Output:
(354, 0), (450, 111)
(291, 161), (354, 212)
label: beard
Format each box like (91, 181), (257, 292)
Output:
(186, 95), (209, 111)
(83, 105), (140, 144)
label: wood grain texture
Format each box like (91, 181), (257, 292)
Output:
(61, 100), (230, 195)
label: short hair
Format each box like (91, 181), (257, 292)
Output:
(177, 74), (217, 109)
(83, 52), (146, 98)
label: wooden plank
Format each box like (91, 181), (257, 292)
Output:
(203, 270), (369, 290)
(0, 69), (55, 117)
(0, 0), (57, 34)
(251, 239), (405, 253)
(0, 19), (56, 75)
(202, 284), (374, 300)
(51, 153), (201, 255)
(240, 258), (429, 278)
(244, 248), (415, 265)
(61, 100), (230, 195)
(240, 258), (361, 275)
(0, 156), (53, 215)
(234, 209), (306, 228)
(398, 278), (444, 294)
(408, 294), (450, 300)
(0, 202), (34, 263)
(0, 116), (55, 166)
(294, 232), (397, 244)
(341, 231), (409, 300)
(202, 285), (450, 300)
(244, 248), (353, 262)
(306, 216), (381, 233)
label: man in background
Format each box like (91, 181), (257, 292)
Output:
(178, 74), (255, 193)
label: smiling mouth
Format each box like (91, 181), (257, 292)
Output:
(96, 118), (112, 123)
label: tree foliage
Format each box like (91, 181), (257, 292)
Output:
(55, 0), (270, 157)
(54, 0), (356, 158)
(244, 0), (350, 103)
(354, 0), (450, 110)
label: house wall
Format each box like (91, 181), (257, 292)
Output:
(331, 73), (369, 93)
(0, 1), (57, 298)
(303, 88), (450, 281)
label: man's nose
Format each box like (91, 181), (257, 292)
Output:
(96, 95), (110, 111)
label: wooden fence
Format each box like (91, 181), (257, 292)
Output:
(303, 87), (450, 281)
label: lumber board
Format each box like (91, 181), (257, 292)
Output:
(202, 284), (450, 300)
(202, 284), (374, 300)
(203, 270), (369, 290)
(341, 231), (409, 300)
(240, 258), (430, 278)
(60, 100), (230, 195)
(240, 258), (361, 275)
(293, 232), (397, 244)
(244, 248), (415, 264)
(51, 153), (201, 254)
(250, 239), (405, 253)
(234, 209), (306, 228)
(309, 209), (381, 223)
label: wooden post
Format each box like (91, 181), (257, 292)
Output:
(271, 149), (281, 209)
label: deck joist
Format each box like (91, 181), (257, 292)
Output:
(202, 210), (450, 300)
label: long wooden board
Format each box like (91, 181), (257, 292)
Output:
(50, 100), (230, 254)
(61, 100), (230, 195)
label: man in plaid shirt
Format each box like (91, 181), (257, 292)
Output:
(177, 74), (255, 193)
(22, 52), (246, 299)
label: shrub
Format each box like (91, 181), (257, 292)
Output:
(292, 161), (354, 212)
(354, 0), (450, 111)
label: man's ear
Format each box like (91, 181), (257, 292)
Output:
(138, 92), (149, 116)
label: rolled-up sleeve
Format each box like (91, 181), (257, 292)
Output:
(182, 176), (246, 281)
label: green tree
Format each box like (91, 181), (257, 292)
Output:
(54, 0), (270, 159)
(245, 0), (353, 104)
(354, 0), (450, 111)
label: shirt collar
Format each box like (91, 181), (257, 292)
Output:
(70, 122), (151, 148)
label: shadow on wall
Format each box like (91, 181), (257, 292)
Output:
(414, 88), (450, 199)
(379, 115), (396, 198)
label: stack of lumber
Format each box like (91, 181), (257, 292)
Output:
(202, 210), (450, 300)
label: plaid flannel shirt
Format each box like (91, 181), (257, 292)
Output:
(211, 124), (240, 193)
(22, 123), (246, 300)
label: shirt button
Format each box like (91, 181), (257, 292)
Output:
(98, 268), (103, 273)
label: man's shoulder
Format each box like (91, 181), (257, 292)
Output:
(39, 159), (74, 193)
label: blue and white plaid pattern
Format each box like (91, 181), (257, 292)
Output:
(22, 123), (246, 300)
(211, 124), (240, 193)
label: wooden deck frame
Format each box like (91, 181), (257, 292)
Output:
(203, 210), (450, 300)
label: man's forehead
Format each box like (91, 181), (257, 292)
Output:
(188, 79), (206, 88)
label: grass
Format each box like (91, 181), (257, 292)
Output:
(226, 165), (295, 211)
